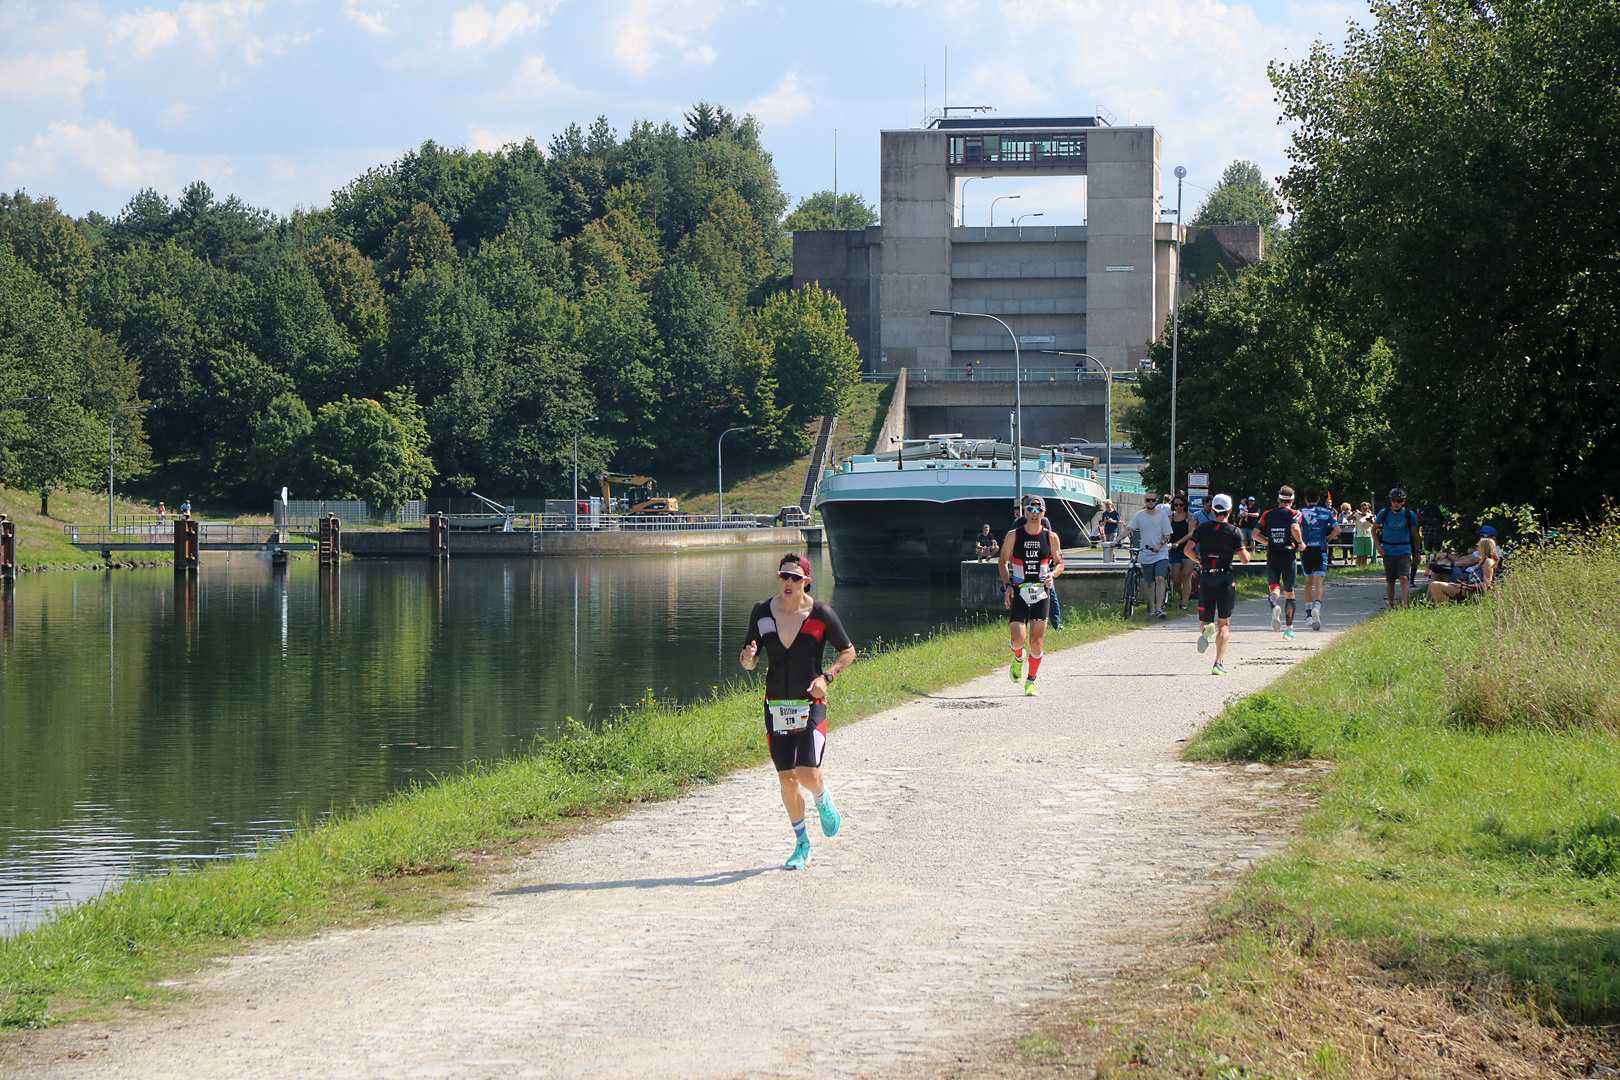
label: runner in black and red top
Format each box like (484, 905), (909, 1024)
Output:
(741, 553), (857, 870)
(1253, 485), (1305, 639)
(1182, 493), (1252, 675)
(998, 495), (1066, 697)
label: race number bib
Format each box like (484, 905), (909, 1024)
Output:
(1019, 584), (1049, 604)
(767, 702), (811, 733)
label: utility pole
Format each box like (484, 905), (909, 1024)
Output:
(1170, 165), (1186, 497)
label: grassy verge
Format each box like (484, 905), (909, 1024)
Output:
(1002, 520), (1620, 1077)
(1, 488), (164, 571)
(0, 594), (1128, 1030)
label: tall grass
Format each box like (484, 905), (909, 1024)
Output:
(1444, 512), (1620, 732)
(0, 605), (1129, 1024)
(1185, 511), (1620, 1022)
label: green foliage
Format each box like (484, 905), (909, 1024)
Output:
(754, 282), (861, 427)
(784, 190), (879, 232)
(8, 102), (859, 503)
(1272, 0), (1620, 523)
(1190, 692), (1321, 762)
(0, 191), (96, 301)
(1188, 161), (1281, 231)
(305, 391), (435, 508)
(1131, 255), (1394, 497)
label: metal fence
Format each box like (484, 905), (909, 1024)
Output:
(272, 500), (426, 528)
(446, 512), (808, 533)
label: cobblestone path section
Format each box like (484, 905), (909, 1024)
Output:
(15, 578), (1387, 1079)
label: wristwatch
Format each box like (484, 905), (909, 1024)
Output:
(822, 671), (836, 684)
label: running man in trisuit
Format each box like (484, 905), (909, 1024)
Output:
(1297, 490), (1341, 631)
(1253, 486), (1305, 640)
(999, 495), (1065, 696)
(1182, 493), (1252, 675)
(740, 553), (857, 870)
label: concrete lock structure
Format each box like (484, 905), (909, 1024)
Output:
(793, 115), (1262, 446)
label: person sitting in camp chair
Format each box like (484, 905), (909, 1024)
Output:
(1429, 535), (1498, 603)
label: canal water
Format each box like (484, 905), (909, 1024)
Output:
(0, 549), (969, 934)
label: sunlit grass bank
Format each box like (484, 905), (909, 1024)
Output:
(0, 600), (1128, 1028)
(1029, 516), (1620, 1078)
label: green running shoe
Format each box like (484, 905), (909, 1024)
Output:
(1009, 656), (1025, 682)
(816, 795), (841, 837)
(1211, 662), (1228, 675)
(1197, 623), (1214, 653)
(1024, 680), (1039, 696)
(784, 836), (810, 870)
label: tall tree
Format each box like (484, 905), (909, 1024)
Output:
(783, 191), (879, 232)
(0, 192), (97, 301)
(305, 392), (435, 508)
(1272, 0), (1620, 520)
(753, 283), (860, 427)
(1189, 161), (1282, 230)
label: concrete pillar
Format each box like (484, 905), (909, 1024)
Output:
(877, 129), (954, 371)
(1083, 127), (1163, 371)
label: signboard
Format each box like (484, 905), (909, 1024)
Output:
(1187, 472), (1209, 488)
(1104, 265), (1136, 272)
(1018, 335), (1055, 344)
(1189, 494), (1206, 513)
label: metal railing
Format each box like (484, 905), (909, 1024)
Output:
(273, 499), (426, 528)
(414, 512), (821, 533)
(65, 522), (296, 546)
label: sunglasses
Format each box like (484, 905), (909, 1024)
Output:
(777, 571), (807, 581)
(1025, 506), (1045, 514)
(1172, 501), (1186, 508)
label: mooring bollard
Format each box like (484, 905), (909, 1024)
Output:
(173, 517), (199, 572)
(0, 516), (16, 583)
(318, 513), (342, 566)
(428, 512), (448, 559)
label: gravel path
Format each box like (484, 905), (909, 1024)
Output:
(10, 577), (1387, 1079)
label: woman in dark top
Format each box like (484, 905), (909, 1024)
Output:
(741, 553), (857, 870)
(1167, 495), (1195, 611)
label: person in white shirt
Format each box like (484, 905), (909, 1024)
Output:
(1127, 492), (1175, 618)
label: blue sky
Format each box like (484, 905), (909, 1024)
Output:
(0, 0), (1370, 226)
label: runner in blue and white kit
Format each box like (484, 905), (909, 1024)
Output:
(740, 553), (857, 870)
(1374, 488), (1420, 608)
(1297, 490), (1341, 630)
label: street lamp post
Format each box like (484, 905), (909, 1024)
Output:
(716, 426), (755, 525)
(0, 395), (51, 497)
(990, 194), (1021, 227)
(1015, 213), (1044, 229)
(958, 175), (993, 226)
(573, 415), (597, 531)
(930, 310), (1024, 510)
(109, 404), (154, 527)
(1170, 165), (1186, 496)
(1038, 350), (1111, 504)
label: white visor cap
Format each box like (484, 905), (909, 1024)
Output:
(1211, 493), (1234, 512)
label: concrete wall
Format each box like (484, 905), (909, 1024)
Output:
(905, 378), (1108, 444)
(876, 129), (954, 370)
(791, 227), (880, 365)
(873, 366), (907, 450)
(344, 527), (823, 558)
(1083, 127), (1162, 372)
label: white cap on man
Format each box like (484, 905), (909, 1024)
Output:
(1211, 493), (1233, 512)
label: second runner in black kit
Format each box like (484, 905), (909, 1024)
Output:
(740, 553), (857, 870)
(1254, 486), (1304, 639)
(999, 495), (1065, 696)
(1182, 493), (1252, 675)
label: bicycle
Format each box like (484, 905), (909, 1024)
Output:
(1121, 543), (1143, 618)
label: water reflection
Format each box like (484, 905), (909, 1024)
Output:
(0, 548), (966, 933)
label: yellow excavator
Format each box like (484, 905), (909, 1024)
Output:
(599, 473), (681, 516)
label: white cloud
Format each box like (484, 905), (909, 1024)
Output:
(682, 44), (716, 65)
(344, 1), (393, 34)
(450, 2), (550, 48)
(512, 54), (577, 95)
(0, 49), (100, 99)
(748, 72), (811, 126)
(5, 121), (177, 192)
(159, 100), (196, 127)
(612, 0), (722, 77)
(111, 10), (182, 56)
(468, 124), (531, 152)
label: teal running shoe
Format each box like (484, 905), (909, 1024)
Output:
(1283, 628), (1296, 640)
(785, 836), (810, 870)
(816, 795), (841, 838)
(1009, 656), (1025, 682)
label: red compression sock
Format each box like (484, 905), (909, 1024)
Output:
(1011, 647), (1025, 662)
(1027, 652), (1043, 678)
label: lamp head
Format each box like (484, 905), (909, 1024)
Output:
(1174, 166), (1187, 179)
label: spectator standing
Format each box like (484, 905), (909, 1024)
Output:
(1374, 488), (1420, 607)
(1352, 502), (1376, 566)
(1099, 500), (1121, 547)
(1126, 492), (1174, 618)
